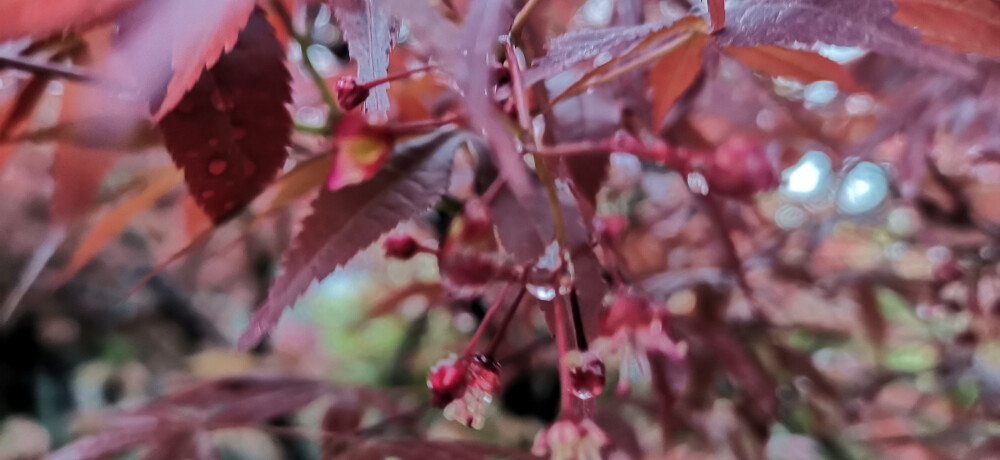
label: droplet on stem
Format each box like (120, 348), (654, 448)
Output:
(564, 350), (606, 400)
(526, 242), (574, 301)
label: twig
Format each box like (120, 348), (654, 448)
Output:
(0, 53), (93, 82)
(270, 0), (340, 130)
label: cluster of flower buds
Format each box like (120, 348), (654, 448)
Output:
(532, 418), (609, 460)
(606, 132), (779, 198)
(680, 135), (779, 197)
(592, 290), (687, 395)
(427, 354), (501, 430)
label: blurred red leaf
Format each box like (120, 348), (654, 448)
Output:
(112, 0), (256, 120)
(158, 8), (292, 222)
(331, 0), (399, 121)
(54, 166), (184, 284)
(650, 32), (709, 128)
(238, 129), (466, 349)
(347, 439), (540, 459)
(251, 154), (333, 217)
(182, 194), (212, 240)
(893, 0), (1000, 59)
(725, 45), (865, 93)
(50, 422), (186, 460)
(0, 76), (47, 173)
(708, 0), (726, 31)
(719, 0), (979, 79)
(0, 0), (139, 42)
(50, 83), (117, 223)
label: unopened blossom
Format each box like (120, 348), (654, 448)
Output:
(592, 291), (687, 395)
(532, 418), (609, 460)
(427, 354), (500, 430)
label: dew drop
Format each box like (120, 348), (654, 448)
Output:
(526, 284), (557, 301)
(525, 242), (573, 301)
(566, 350), (606, 400)
(208, 158), (228, 175)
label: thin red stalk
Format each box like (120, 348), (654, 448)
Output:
(462, 284), (513, 358)
(553, 295), (578, 420)
(362, 65), (436, 88)
(484, 287), (527, 357)
(481, 176), (506, 204)
(382, 113), (462, 136)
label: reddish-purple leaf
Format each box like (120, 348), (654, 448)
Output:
(140, 434), (208, 460)
(238, 129), (466, 349)
(379, 0), (462, 75)
(50, 422), (186, 460)
(157, 375), (334, 408)
(331, 0), (398, 121)
(0, 0), (139, 42)
(112, 0), (257, 120)
(491, 182), (607, 338)
(893, 0), (1000, 59)
(527, 21), (668, 86)
(460, 0), (532, 207)
(650, 32), (709, 128)
(158, 9), (292, 222)
(718, 0), (979, 79)
(348, 439), (541, 459)
(548, 83), (621, 210)
(725, 45), (865, 93)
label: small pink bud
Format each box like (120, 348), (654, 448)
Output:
(335, 76), (370, 111)
(383, 234), (419, 260)
(428, 356), (465, 407)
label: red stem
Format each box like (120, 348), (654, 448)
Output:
(382, 113), (463, 136)
(484, 287), (527, 357)
(362, 65), (436, 88)
(553, 295), (579, 420)
(462, 284), (513, 359)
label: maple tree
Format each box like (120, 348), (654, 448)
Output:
(0, 0), (998, 458)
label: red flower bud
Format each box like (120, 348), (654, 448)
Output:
(428, 356), (466, 407)
(335, 76), (370, 111)
(383, 234), (419, 260)
(692, 136), (778, 197)
(600, 292), (654, 336)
